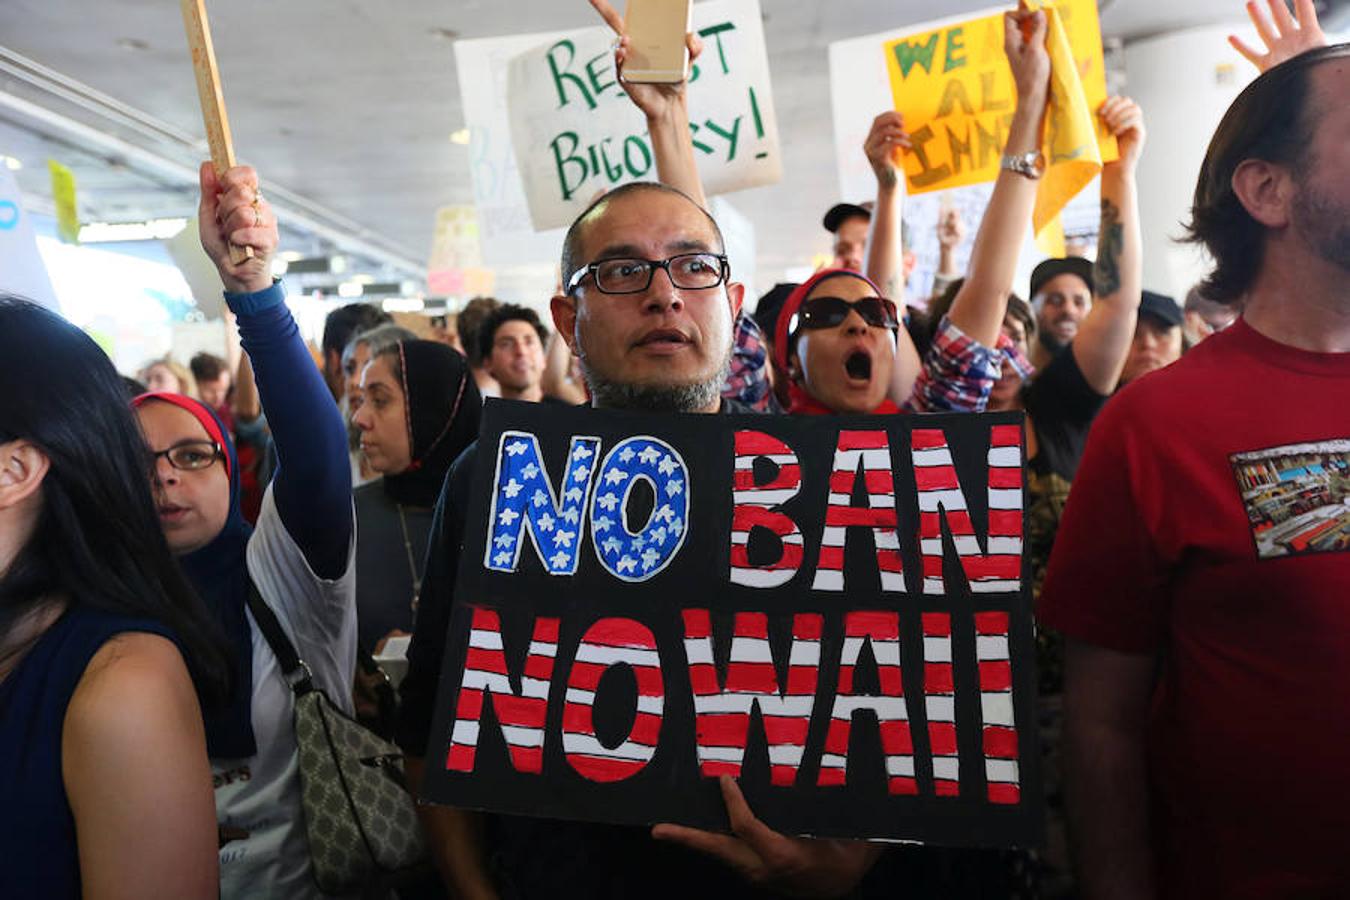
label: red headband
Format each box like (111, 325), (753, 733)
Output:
(772, 268), (885, 375)
(131, 391), (232, 480)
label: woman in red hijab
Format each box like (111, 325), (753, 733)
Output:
(773, 267), (1034, 417)
(774, 269), (904, 415)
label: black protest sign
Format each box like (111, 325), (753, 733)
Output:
(421, 401), (1042, 847)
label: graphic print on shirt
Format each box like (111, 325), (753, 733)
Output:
(1230, 438), (1350, 559)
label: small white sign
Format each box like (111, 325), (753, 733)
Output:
(0, 167), (59, 311)
(483, 0), (781, 235)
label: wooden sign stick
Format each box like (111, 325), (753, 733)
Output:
(181, 0), (253, 264)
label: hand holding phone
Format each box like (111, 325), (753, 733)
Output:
(621, 0), (693, 83)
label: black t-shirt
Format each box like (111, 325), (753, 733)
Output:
(1022, 345), (1109, 481)
(353, 481), (432, 652)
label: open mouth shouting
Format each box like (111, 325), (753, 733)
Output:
(844, 349), (874, 383)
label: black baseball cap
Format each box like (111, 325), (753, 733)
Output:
(1029, 256), (1094, 301)
(822, 202), (873, 234)
(1139, 290), (1183, 328)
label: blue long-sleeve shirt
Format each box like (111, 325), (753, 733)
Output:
(224, 281), (351, 578)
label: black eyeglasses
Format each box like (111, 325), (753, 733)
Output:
(565, 253), (730, 295)
(149, 441), (224, 473)
(788, 296), (900, 337)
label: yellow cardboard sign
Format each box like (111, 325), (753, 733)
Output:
(48, 159), (80, 244)
(883, 0), (1117, 245)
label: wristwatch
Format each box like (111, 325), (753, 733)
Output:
(1001, 150), (1046, 180)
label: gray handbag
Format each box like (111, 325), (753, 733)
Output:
(246, 582), (427, 895)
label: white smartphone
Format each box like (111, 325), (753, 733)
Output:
(623, 0), (693, 84)
(373, 634), (412, 688)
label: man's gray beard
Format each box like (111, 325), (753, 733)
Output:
(581, 352), (731, 414)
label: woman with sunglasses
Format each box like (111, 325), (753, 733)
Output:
(773, 270), (908, 415)
(1, 297), (227, 898)
(133, 163), (356, 900)
(349, 340), (481, 727)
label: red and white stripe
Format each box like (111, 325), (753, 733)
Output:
(446, 608), (558, 775)
(817, 612), (916, 795)
(912, 425), (1023, 595)
(561, 618), (664, 783)
(730, 431), (804, 588)
(922, 612), (959, 796)
(683, 610), (821, 786)
(976, 611), (1020, 804)
(813, 431), (905, 593)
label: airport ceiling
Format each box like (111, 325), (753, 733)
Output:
(0, 0), (1279, 288)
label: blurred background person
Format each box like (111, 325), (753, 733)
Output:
(140, 356), (198, 398)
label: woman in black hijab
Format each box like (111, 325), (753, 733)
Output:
(351, 339), (482, 656)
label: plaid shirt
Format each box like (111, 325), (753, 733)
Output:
(722, 311), (781, 413)
(904, 315), (1027, 413)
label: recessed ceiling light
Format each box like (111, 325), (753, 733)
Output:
(1, 156), (22, 171)
(116, 37), (150, 52)
(449, 128), (471, 145)
(428, 27), (460, 42)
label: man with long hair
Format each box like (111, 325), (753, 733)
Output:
(1040, 4), (1350, 895)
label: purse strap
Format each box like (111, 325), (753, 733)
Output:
(245, 578), (315, 696)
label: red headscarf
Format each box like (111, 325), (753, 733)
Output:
(130, 390), (256, 758)
(772, 268), (900, 416)
(131, 391), (232, 479)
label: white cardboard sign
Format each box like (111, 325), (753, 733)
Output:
(504, 0), (781, 232)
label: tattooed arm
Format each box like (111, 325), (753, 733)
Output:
(1072, 97), (1145, 394)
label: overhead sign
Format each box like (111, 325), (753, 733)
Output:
(421, 402), (1043, 847)
(0, 166), (59, 311)
(503, 0), (782, 232)
(427, 205), (497, 298)
(48, 159), (80, 244)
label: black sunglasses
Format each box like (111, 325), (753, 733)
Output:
(789, 296), (899, 337)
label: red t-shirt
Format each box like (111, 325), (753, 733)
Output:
(1039, 317), (1350, 897)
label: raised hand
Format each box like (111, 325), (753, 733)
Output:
(1229, 0), (1327, 72)
(590, 0), (704, 121)
(198, 163), (276, 294)
(937, 206), (965, 252)
(1099, 96), (1146, 171)
(1003, 4), (1050, 103)
(863, 111), (912, 189)
(651, 776), (880, 898)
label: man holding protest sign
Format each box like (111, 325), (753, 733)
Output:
(1041, 2), (1350, 895)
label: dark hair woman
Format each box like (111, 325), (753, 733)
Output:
(0, 297), (227, 899)
(350, 339), (481, 654)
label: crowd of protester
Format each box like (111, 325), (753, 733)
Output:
(1, 0), (1346, 897)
